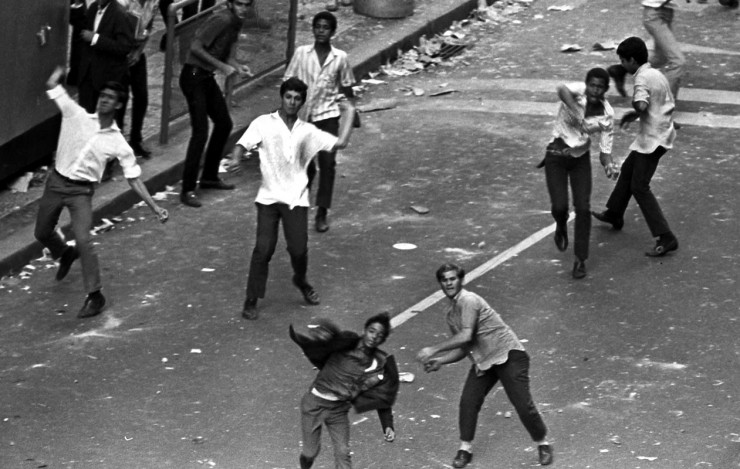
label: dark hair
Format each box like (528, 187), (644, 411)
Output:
(280, 76), (308, 102)
(585, 67), (610, 90)
(312, 11), (337, 32)
(364, 312), (392, 338)
(101, 81), (127, 103)
(617, 36), (648, 66)
(435, 263), (465, 282)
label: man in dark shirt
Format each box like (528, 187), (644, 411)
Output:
(178, 0), (253, 208)
(291, 313), (399, 469)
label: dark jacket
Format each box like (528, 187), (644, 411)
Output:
(77, 0), (135, 90)
(289, 322), (400, 416)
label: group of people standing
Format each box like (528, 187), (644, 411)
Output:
(32, 0), (690, 467)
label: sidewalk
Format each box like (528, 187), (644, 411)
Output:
(0, 0), (479, 278)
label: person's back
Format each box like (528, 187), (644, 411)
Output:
(632, 64), (675, 153)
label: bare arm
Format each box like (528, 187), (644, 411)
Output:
(416, 328), (474, 363)
(423, 348), (468, 372)
(127, 177), (169, 222)
(191, 38), (236, 76)
(333, 100), (356, 150)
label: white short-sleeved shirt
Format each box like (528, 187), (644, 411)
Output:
(630, 63), (676, 154)
(284, 44), (355, 123)
(236, 112), (337, 208)
(551, 82), (614, 157)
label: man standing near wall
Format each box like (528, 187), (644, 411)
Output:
(178, 0), (253, 208)
(284, 11), (356, 233)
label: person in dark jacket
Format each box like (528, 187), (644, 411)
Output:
(290, 312), (399, 469)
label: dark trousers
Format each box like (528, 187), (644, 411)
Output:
(544, 150), (592, 261)
(307, 117), (339, 209)
(179, 65), (233, 193)
(246, 203), (309, 299)
(127, 53), (149, 145)
(300, 391), (352, 469)
(34, 171), (102, 294)
(459, 350), (547, 443)
(606, 147), (671, 237)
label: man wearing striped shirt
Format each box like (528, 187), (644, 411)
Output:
(35, 66), (168, 319)
(284, 11), (356, 233)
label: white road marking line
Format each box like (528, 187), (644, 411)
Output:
(391, 213), (575, 329)
(402, 99), (740, 129)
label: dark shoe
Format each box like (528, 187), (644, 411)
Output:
(293, 277), (320, 305)
(299, 454), (314, 469)
(645, 236), (678, 257)
(452, 450), (473, 468)
(130, 141), (152, 159)
(538, 444), (554, 466)
(56, 246), (79, 281)
(78, 292), (106, 318)
(315, 208), (329, 233)
(607, 64), (627, 97)
(591, 210), (624, 230)
(199, 179), (235, 190)
(554, 225), (568, 252)
(181, 191), (202, 208)
(241, 297), (258, 320)
(572, 260), (586, 279)
(673, 122), (681, 130)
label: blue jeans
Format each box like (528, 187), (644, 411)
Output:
(606, 147), (671, 238)
(246, 203), (309, 299)
(179, 65), (233, 193)
(643, 6), (685, 99)
(34, 171), (102, 294)
(544, 146), (592, 261)
(458, 350), (547, 443)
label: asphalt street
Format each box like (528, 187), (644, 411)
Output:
(1, 1), (739, 468)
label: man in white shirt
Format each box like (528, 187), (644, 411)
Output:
(541, 68), (616, 279)
(35, 66), (168, 319)
(228, 77), (353, 319)
(283, 11), (356, 233)
(592, 37), (679, 257)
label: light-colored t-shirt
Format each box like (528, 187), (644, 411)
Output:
(630, 63), (676, 154)
(446, 289), (525, 374)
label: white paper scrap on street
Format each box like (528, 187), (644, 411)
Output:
(637, 456), (658, 461)
(190, 349), (202, 354)
(548, 5), (574, 11)
(362, 78), (386, 85)
(201, 268), (215, 272)
(393, 243), (417, 250)
(560, 44), (582, 53)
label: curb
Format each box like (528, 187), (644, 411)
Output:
(0, 0), (477, 278)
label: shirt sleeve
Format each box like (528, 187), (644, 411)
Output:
(118, 137), (142, 179)
(47, 85), (86, 119)
(304, 126), (338, 160)
(633, 73), (650, 104)
(457, 295), (480, 332)
(338, 52), (356, 88)
(236, 119), (263, 150)
(598, 102), (615, 154)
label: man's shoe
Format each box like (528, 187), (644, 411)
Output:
(78, 292), (106, 318)
(554, 225), (568, 252)
(607, 64), (627, 97)
(199, 179), (235, 190)
(130, 141), (152, 159)
(572, 260), (586, 279)
(293, 277), (320, 305)
(299, 454), (314, 469)
(538, 444), (554, 466)
(241, 298), (258, 320)
(591, 210), (624, 230)
(56, 246), (79, 281)
(452, 450), (473, 468)
(645, 237), (678, 257)
(181, 191), (202, 208)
